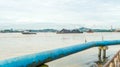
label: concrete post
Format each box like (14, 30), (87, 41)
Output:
(103, 46), (108, 59)
(98, 47), (102, 57)
(103, 50), (106, 59)
(98, 49), (102, 57)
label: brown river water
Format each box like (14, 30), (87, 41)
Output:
(0, 32), (120, 67)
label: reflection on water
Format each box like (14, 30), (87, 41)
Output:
(94, 54), (108, 67)
(0, 32), (120, 67)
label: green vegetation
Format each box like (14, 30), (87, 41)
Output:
(0, 27), (117, 33)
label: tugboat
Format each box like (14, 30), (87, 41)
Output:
(21, 31), (37, 34)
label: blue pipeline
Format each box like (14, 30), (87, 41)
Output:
(0, 40), (120, 67)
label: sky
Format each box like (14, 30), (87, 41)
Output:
(0, 0), (120, 29)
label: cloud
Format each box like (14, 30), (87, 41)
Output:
(0, 0), (120, 27)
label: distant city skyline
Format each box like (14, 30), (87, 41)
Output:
(0, 0), (120, 29)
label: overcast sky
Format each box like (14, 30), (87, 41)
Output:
(0, 0), (120, 29)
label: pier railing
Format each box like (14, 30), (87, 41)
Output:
(104, 50), (120, 67)
(0, 40), (120, 67)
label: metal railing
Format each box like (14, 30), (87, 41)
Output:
(104, 50), (120, 67)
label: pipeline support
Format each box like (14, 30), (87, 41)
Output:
(98, 46), (108, 59)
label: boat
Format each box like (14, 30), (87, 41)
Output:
(87, 29), (94, 33)
(21, 31), (37, 34)
(57, 29), (83, 34)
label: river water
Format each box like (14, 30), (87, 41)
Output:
(0, 32), (120, 67)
